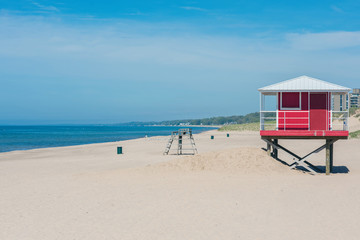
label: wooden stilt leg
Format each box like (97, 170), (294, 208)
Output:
(330, 142), (333, 172)
(273, 139), (278, 159)
(274, 139), (279, 159)
(326, 139), (331, 175)
(263, 138), (338, 175)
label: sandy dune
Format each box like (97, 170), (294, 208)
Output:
(349, 115), (360, 131)
(143, 147), (300, 175)
(1, 129), (360, 240)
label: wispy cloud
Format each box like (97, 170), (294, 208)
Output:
(31, 1), (60, 12)
(1, 14), (360, 73)
(123, 11), (146, 16)
(180, 6), (207, 12)
(331, 5), (344, 13)
(1, 13), (360, 123)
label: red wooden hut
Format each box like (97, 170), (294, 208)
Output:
(258, 76), (351, 174)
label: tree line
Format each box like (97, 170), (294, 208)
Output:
(124, 112), (260, 126)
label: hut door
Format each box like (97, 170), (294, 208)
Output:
(310, 93), (327, 130)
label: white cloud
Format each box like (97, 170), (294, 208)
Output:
(331, 5), (344, 13)
(180, 6), (207, 12)
(1, 14), (360, 123)
(0, 14), (360, 85)
(31, 1), (60, 12)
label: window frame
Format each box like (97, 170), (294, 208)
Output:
(280, 92), (302, 110)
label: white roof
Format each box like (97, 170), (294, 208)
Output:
(258, 75), (351, 92)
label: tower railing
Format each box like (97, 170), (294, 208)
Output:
(331, 111), (349, 131)
(260, 110), (349, 131)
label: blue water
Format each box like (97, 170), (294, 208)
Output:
(0, 125), (216, 153)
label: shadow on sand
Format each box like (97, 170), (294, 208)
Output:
(261, 147), (350, 174)
(296, 165), (349, 174)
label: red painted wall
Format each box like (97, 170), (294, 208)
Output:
(277, 92), (308, 130)
(282, 92), (300, 108)
(310, 93), (327, 130)
(301, 92), (308, 110)
(277, 92), (308, 110)
(278, 111), (309, 130)
(277, 92), (331, 131)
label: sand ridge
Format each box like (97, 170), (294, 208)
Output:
(349, 115), (360, 132)
(143, 147), (302, 175)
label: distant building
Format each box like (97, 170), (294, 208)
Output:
(350, 88), (360, 107)
(353, 88), (360, 94)
(332, 88), (360, 110)
(332, 94), (347, 111)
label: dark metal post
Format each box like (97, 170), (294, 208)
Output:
(178, 135), (183, 155)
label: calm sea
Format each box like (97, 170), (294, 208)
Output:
(0, 125), (216, 153)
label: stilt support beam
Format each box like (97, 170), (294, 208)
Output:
(262, 138), (338, 174)
(326, 139), (335, 175)
(267, 143), (271, 156)
(273, 139), (278, 159)
(330, 143), (334, 173)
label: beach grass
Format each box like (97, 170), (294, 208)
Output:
(350, 130), (360, 138)
(218, 120), (278, 132)
(350, 107), (360, 116)
(218, 122), (259, 131)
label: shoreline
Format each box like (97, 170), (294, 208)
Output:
(0, 127), (219, 155)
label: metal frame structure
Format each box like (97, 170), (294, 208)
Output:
(163, 128), (198, 155)
(262, 136), (341, 175)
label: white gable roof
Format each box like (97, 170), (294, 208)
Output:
(258, 76), (351, 92)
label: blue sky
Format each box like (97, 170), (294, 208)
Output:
(1, 0), (360, 124)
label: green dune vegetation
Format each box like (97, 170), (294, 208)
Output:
(123, 108), (360, 135)
(350, 130), (360, 138)
(218, 122), (259, 131)
(350, 107), (359, 116)
(124, 112), (260, 126)
(218, 121), (277, 132)
(350, 107), (360, 138)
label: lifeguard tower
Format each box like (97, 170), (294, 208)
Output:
(163, 128), (197, 155)
(258, 76), (351, 174)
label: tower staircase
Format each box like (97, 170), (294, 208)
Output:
(163, 128), (197, 155)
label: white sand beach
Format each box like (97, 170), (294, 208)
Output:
(1, 128), (360, 240)
(3, 0), (360, 238)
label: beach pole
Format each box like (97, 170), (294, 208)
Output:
(326, 140), (330, 175)
(178, 135), (183, 155)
